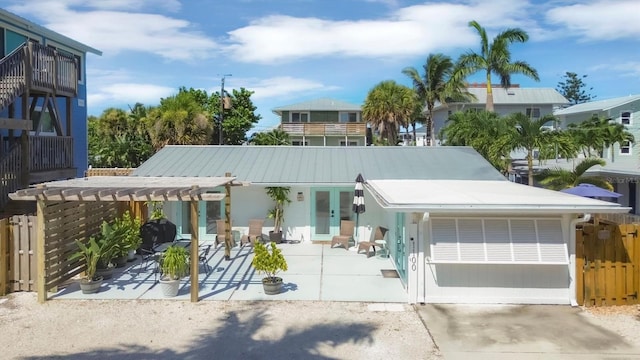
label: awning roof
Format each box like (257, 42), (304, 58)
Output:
(366, 180), (631, 214)
(9, 176), (237, 202)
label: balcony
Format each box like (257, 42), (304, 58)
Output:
(281, 122), (367, 136)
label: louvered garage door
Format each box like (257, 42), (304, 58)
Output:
(426, 217), (570, 304)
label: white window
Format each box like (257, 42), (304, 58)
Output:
(430, 218), (567, 264)
(290, 112), (309, 123)
(31, 107), (55, 135)
(339, 112), (358, 123)
(340, 140), (358, 146)
(620, 141), (632, 155)
(621, 111), (631, 125)
(292, 140), (308, 146)
(525, 107), (541, 119)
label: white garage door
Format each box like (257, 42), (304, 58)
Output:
(425, 217), (570, 304)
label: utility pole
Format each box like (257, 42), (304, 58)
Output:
(219, 74), (232, 145)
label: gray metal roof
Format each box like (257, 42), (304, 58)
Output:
(272, 98), (361, 115)
(0, 9), (102, 55)
(554, 95), (640, 115)
(133, 146), (507, 185)
(436, 87), (568, 109)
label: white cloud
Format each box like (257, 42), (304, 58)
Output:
(240, 77), (337, 100)
(225, 0), (537, 63)
(591, 62), (640, 79)
(546, 0), (640, 40)
(7, 0), (216, 61)
(88, 83), (176, 109)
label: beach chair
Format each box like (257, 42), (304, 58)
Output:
(331, 220), (354, 249)
(241, 219), (264, 246)
(357, 226), (388, 258)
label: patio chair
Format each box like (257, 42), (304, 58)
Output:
(199, 244), (212, 274)
(331, 220), (355, 250)
(215, 219), (232, 248)
(137, 219), (178, 278)
(241, 219), (264, 246)
(357, 226), (388, 258)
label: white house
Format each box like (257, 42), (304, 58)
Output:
(132, 145), (627, 305)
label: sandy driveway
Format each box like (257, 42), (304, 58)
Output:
(0, 293), (440, 359)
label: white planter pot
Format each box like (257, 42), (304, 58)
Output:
(159, 278), (180, 297)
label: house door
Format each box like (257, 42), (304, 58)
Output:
(311, 188), (354, 241)
(394, 213), (407, 282)
(177, 196), (223, 241)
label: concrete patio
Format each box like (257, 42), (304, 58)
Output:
(50, 243), (407, 303)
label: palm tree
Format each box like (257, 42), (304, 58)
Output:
(534, 158), (613, 191)
(249, 128), (291, 145)
(508, 113), (555, 186)
(440, 109), (515, 173)
(458, 20), (539, 111)
(362, 80), (416, 145)
(402, 53), (473, 146)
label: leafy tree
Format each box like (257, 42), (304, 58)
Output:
(458, 20), (539, 111)
(567, 115), (634, 159)
(362, 80), (416, 145)
(212, 88), (262, 145)
(556, 72), (595, 105)
(440, 110), (515, 173)
(508, 113), (555, 186)
(402, 53), (473, 146)
(536, 129), (579, 162)
(534, 158), (613, 191)
(249, 128), (291, 145)
(88, 107), (153, 168)
(144, 89), (213, 151)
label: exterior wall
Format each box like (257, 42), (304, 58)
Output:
(434, 104), (556, 144)
(411, 214), (573, 304)
(290, 136), (365, 146)
(310, 111), (339, 123)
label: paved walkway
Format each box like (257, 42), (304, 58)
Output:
(51, 243), (408, 302)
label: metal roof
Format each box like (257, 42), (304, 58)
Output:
(9, 176), (235, 202)
(0, 9), (102, 55)
(554, 95), (640, 115)
(132, 146), (507, 185)
(272, 98), (361, 114)
(436, 87), (568, 109)
(366, 179), (629, 214)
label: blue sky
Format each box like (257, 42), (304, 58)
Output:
(4, 0), (639, 133)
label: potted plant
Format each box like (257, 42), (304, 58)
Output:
(266, 187), (291, 244)
(116, 211), (142, 261)
(159, 245), (189, 297)
(69, 237), (103, 294)
(252, 242), (288, 295)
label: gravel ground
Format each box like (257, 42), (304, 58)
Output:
(0, 293), (440, 360)
(580, 304), (640, 347)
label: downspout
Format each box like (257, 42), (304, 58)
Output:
(569, 213), (591, 307)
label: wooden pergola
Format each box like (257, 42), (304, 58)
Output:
(10, 175), (240, 303)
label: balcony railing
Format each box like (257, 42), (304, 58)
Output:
(29, 136), (74, 172)
(281, 122), (366, 136)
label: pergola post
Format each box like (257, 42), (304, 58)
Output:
(224, 172), (232, 261)
(189, 197), (199, 302)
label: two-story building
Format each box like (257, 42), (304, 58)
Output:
(272, 98), (367, 146)
(0, 9), (101, 213)
(432, 84), (569, 144)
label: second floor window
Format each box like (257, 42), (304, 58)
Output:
(525, 108), (540, 119)
(339, 112), (358, 123)
(621, 111), (631, 125)
(620, 141), (632, 155)
(291, 112), (309, 123)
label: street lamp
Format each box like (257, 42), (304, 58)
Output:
(218, 74), (232, 145)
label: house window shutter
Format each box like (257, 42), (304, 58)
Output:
(432, 219), (458, 261)
(457, 219), (485, 261)
(484, 219), (512, 262)
(510, 220), (540, 262)
(537, 220), (567, 263)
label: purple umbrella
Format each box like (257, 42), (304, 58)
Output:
(560, 183), (622, 198)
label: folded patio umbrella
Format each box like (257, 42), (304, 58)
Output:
(353, 174), (366, 243)
(560, 183), (622, 198)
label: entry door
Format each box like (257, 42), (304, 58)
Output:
(177, 197), (223, 241)
(311, 188), (354, 241)
(394, 213), (407, 282)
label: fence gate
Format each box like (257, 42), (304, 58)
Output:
(576, 223), (640, 306)
(0, 215), (37, 294)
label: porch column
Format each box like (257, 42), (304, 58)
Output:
(224, 172), (232, 261)
(189, 196), (199, 302)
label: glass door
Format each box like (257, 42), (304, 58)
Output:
(394, 213), (407, 282)
(177, 192), (223, 241)
(311, 188), (353, 241)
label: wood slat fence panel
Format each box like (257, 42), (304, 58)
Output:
(577, 223), (640, 306)
(0, 218), (9, 295)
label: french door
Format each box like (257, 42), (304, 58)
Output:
(311, 188), (354, 241)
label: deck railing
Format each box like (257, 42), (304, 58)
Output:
(0, 144), (22, 210)
(281, 122), (367, 136)
(29, 136), (74, 172)
(0, 46), (27, 110)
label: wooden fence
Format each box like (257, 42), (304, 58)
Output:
(0, 218), (9, 295)
(85, 168), (135, 177)
(0, 215), (37, 294)
(576, 222), (640, 306)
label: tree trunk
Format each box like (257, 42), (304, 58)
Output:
(485, 74), (494, 112)
(527, 149), (534, 186)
